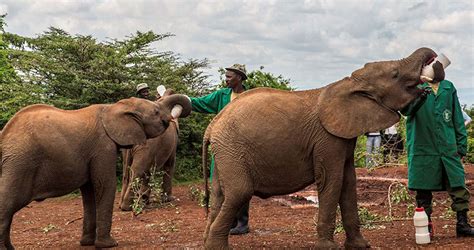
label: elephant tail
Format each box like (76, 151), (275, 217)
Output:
(0, 130), (2, 176)
(202, 131), (210, 217)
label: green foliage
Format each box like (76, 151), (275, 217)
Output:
(189, 185), (206, 207)
(244, 66), (294, 90)
(41, 224), (57, 234)
(131, 168), (167, 216)
(467, 138), (474, 163)
(0, 14), (40, 128)
(389, 183), (413, 205)
(335, 206), (381, 233)
(131, 177), (146, 216)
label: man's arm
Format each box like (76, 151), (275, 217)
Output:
(190, 90), (221, 114)
(400, 95), (428, 116)
(452, 89), (468, 156)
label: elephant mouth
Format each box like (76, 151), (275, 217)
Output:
(406, 56), (436, 90)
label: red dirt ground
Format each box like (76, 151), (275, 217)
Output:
(10, 165), (474, 249)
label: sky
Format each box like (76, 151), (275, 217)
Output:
(1, 0), (473, 105)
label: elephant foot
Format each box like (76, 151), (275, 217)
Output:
(344, 236), (370, 249)
(315, 239), (339, 249)
(79, 236), (95, 246)
(95, 236), (118, 248)
(119, 204), (132, 212)
(204, 238), (229, 250)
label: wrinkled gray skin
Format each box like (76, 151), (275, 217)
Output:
(202, 48), (443, 249)
(119, 91), (180, 211)
(0, 95), (191, 249)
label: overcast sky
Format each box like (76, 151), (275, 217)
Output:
(1, 0), (473, 105)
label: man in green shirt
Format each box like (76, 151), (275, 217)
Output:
(402, 69), (474, 237)
(191, 64), (250, 235)
(136, 83), (151, 100)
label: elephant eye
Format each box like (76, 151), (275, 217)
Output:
(391, 70), (399, 78)
(155, 110), (160, 115)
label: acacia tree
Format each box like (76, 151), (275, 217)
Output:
(1, 24), (213, 180)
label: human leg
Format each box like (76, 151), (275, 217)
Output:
(447, 186), (474, 237)
(365, 137), (374, 168)
(416, 190), (434, 236)
(229, 201), (250, 235)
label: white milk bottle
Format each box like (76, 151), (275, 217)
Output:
(420, 53), (451, 82)
(413, 207), (430, 244)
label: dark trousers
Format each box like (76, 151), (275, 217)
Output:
(416, 185), (471, 217)
(232, 201), (250, 228)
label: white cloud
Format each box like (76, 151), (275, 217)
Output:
(2, 0), (474, 104)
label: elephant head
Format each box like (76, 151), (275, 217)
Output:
(318, 47), (443, 139)
(102, 95), (191, 147)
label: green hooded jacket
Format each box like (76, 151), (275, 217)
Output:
(401, 80), (467, 190)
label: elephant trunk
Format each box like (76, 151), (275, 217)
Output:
(159, 94), (192, 118)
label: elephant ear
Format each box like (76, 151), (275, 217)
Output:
(318, 79), (400, 139)
(101, 100), (147, 147)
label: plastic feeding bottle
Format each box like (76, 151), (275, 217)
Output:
(413, 207), (430, 244)
(420, 53), (451, 82)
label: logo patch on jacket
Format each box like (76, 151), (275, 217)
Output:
(443, 109), (452, 122)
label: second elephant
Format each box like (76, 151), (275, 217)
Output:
(119, 119), (179, 211)
(119, 90), (181, 211)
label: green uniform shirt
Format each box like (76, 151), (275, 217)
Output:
(401, 80), (467, 190)
(190, 88), (233, 114)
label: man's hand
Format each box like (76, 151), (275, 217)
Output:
(420, 86), (433, 99)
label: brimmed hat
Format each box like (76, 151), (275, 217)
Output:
(136, 83), (150, 93)
(225, 64), (247, 80)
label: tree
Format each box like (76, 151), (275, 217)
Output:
(0, 14), (43, 128)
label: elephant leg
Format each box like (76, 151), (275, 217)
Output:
(0, 174), (33, 249)
(313, 148), (345, 249)
(120, 155), (152, 211)
(161, 156), (176, 202)
(79, 181), (96, 246)
(139, 171), (151, 204)
(205, 158), (253, 249)
(90, 155), (118, 248)
(339, 145), (370, 249)
(0, 211), (14, 250)
(119, 149), (132, 206)
(204, 174), (224, 243)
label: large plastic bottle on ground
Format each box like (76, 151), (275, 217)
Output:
(413, 207), (430, 244)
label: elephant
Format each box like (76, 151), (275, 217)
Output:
(201, 48), (444, 249)
(119, 89), (180, 211)
(0, 95), (191, 249)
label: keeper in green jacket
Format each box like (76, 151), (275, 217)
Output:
(190, 63), (250, 235)
(401, 76), (473, 238)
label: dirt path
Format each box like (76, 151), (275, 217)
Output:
(10, 165), (474, 249)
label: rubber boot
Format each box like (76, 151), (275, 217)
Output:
(456, 210), (474, 237)
(229, 202), (250, 235)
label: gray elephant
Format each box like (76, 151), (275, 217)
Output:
(119, 90), (180, 211)
(201, 48), (444, 249)
(0, 95), (191, 249)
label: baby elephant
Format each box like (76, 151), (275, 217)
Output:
(120, 90), (180, 211)
(202, 48), (443, 249)
(0, 95), (191, 249)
